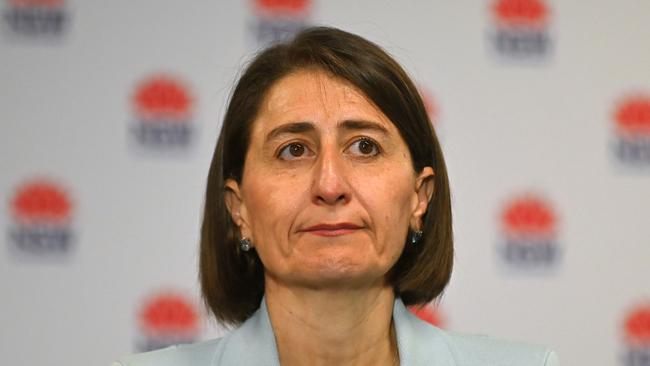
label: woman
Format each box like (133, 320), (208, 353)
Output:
(113, 27), (558, 366)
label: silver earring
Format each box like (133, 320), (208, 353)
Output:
(239, 237), (252, 252)
(410, 230), (423, 245)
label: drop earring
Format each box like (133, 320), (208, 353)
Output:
(239, 237), (252, 251)
(410, 230), (423, 245)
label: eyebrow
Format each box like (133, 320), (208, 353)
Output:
(339, 119), (389, 135)
(265, 119), (389, 143)
(265, 122), (315, 143)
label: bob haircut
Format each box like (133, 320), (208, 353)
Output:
(200, 26), (453, 326)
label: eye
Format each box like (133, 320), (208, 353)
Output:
(278, 142), (313, 160)
(347, 138), (380, 157)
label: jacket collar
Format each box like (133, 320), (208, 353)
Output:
(214, 297), (457, 366)
(392, 299), (457, 365)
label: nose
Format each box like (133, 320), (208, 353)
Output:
(311, 147), (352, 206)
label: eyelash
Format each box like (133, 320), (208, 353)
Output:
(277, 141), (314, 160)
(276, 137), (382, 161)
(346, 137), (381, 157)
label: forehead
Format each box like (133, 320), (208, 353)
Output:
(252, 69), (396, 133)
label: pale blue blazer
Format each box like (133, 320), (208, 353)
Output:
(112, 298), (559, 366)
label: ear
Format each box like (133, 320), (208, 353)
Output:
(410, 167), (435, 230)
(224, 179), (252, 240)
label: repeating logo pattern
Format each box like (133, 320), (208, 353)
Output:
(249, 0), (311, 46)
(130, 74), (195, 150)
(1, 2), (648, 365)
(488, 0), (552, 60)
(497, 193), (561, 270)
(612, 94), (650, 167)
(136, 290), (201, 352)
(622, 303), (650, 366)
(2, 0), (69, 38)
(8, 178), (74, 257)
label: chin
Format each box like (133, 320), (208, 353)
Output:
(290, 257), (387, 289)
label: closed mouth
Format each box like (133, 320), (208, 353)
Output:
(300, 223), (363, 237)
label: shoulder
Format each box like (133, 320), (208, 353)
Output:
(393, 299), (558, 366)
(110, 338), (222, 366)
(440, 330), (559, 366)
(110, 302), (278, 366)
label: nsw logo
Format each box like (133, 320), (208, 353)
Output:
(409, 303), (446, 328)
(130, 74), (194, 151)
(488, 0), (552, 60)
(249, 0), (311, 47)
(418, 86), (438, 127)
(8, 178), (74, 257)
(611, 94), (650, 167)
(418, 85), (446, 140)
(2, 0), (69, 38)
(497, 193), (561, 270)
(622, 303), (650, 366)
(136, 290), (201, 352)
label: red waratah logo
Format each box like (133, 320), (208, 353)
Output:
(501, 195), (555, 239)
(488, 0), (552, 59)
(409, 303), (445, 328)
(616, 96), (650, 135)
(622, 303), (650, 366)
(3, 0), (68, 37)
(498, 194), (560, 268)
(254, 0), (310, 16)
(8, 178), (74, 256)
(11, 180), (72, 224)
(136, 291), (200, 352)
(625, 305), (650, 346)
(611, 94), (650, 166)
(492, 0), (549, 27)
(134, 76), (192, 121)
(130, 74), (194, 149)
(418, 86), (438, 126)
(249, 0), (311, 46)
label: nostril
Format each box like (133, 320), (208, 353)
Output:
(315, 192), (350, 205)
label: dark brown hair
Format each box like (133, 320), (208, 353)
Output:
(200, 26), (453, 326)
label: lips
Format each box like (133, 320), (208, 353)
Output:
(300, 222), (363, 237)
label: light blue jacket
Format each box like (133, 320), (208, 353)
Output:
(112, 298), (559, 366)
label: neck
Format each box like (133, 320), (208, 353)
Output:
(264, 277), (399, 366)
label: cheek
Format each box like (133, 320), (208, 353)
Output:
(354, 166), (415, 246)
(242, 170), (308, 248)
(365, 166), (414, 211)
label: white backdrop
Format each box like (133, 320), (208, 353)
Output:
(1, 1), (649, 365)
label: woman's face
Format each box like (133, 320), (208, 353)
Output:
(225, 69), (433, 289)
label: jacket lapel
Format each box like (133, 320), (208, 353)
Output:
(212, 299), (280, 366)
(386, 299), (458, 366)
